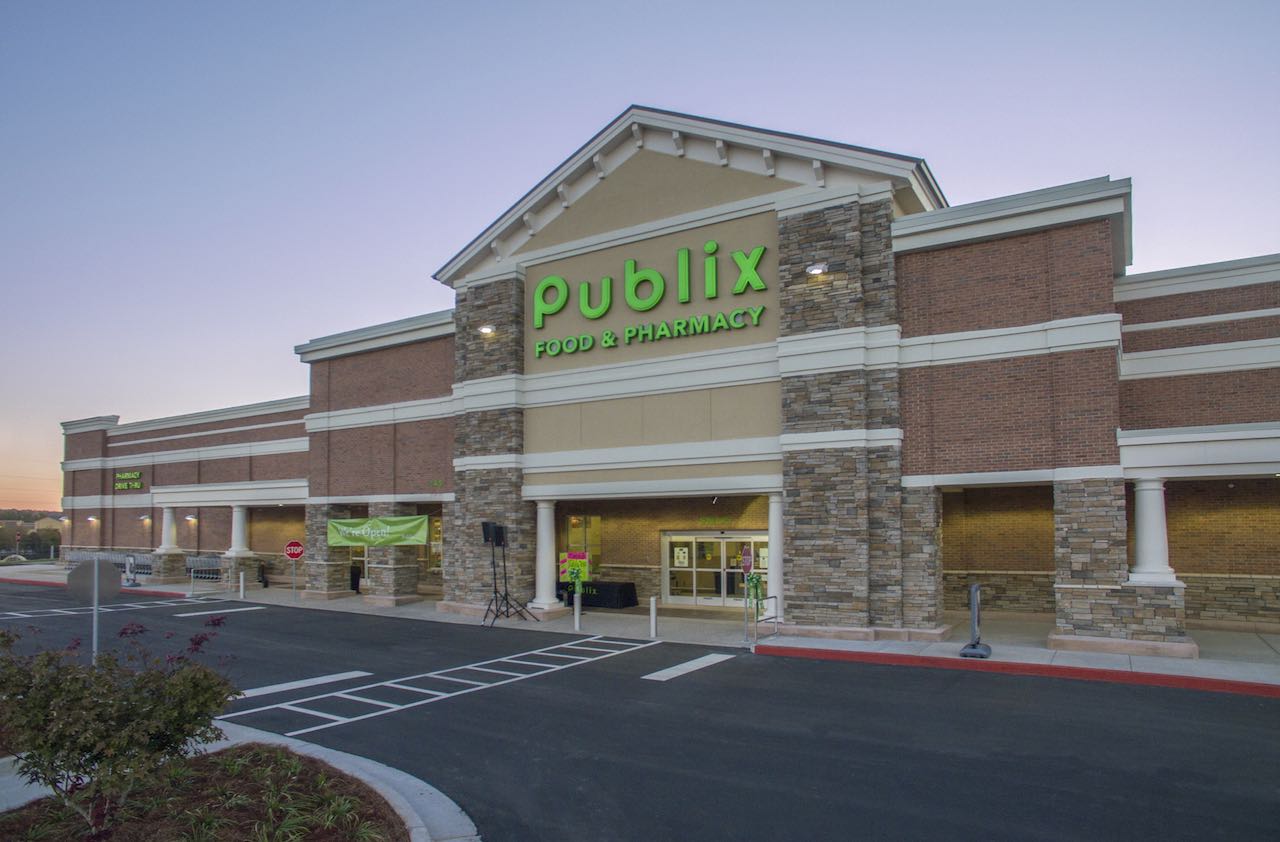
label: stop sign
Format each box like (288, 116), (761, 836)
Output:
(284, 541), (304, 560)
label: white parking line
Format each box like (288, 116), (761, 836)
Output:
(241, 671), (374, 699)
(173, 606), (266, 618)
(220, 635), (660, 737)
(642, 653), (736, 682)
(0, 597), (228, 621)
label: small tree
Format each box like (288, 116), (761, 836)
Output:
(0, 620), (238, 837)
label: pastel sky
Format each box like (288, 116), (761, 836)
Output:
(2, 1), (1277, 510)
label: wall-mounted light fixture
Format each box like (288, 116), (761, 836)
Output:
(138, 514), (151, 522)
(805, 262), (829, 276)
(478, 324), (496, 336)
(184, 514), (198, 523)
(59, 516), (70, 523)
(86, 516), (98, 523)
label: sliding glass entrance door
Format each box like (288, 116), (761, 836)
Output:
(663, 532), (768, 607)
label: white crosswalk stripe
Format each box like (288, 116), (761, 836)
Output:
(0, 596), (228, 621)
(220, 635), (660, 737)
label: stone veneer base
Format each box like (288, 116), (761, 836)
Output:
(1187, 618), (1280, 634)
(1047, 632), (1200, 659)
(781, 623), (952, 642)
(361, 593), (424, 607)
(302, 589), (356, 601)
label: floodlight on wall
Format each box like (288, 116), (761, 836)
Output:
(805, 262), (829, 276)
(478, 324), (496, 336)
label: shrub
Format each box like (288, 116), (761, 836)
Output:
(0, 620), (238, 837)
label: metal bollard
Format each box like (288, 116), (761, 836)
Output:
(960, 582), (992, 658)
(188, 569), (195, 598)
(649, 595), (657, 639)
(239, 570), (245, 599)
(573, 591), (582, 632)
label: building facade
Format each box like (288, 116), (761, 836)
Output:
(61, 108), (1280, 655)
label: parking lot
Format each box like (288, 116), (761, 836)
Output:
(3, 582), (1279, 841)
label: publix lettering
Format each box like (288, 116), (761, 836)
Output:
(532, 240), (768, 359)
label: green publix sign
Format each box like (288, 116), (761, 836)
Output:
(532, 240), (768, 358)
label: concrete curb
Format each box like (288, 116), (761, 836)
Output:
(754, 644), (1280, 698)
(0, 727), (481, 841)
(0, 576), (187, 598)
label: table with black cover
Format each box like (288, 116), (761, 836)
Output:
(557, 580), (638, 609)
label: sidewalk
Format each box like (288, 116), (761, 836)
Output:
(6, 565), (1280, 692)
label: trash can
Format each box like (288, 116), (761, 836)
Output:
(350, 564), (361, 593)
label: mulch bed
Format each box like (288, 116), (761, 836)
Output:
(0, 742), (410, 841)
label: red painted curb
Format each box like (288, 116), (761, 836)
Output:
(754, 644), (1280, 699)
(0, 577), (187, 599)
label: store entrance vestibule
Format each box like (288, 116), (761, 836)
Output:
(662, 532), (768, 607)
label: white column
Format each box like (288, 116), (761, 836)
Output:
(530, 500), (559, 610)
(225, 505), (251, 558)
(1131, 479), (1176, 584)
(767, 493), (784, 620)
(156, 507), (178, 553)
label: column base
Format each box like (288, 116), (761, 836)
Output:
(362, 593), (424, 608)
(1127, 573), (1184, 587)
(302, 589), (356, 601)
(1047, 632), (1199, 659)
(528, 604), (572, 620)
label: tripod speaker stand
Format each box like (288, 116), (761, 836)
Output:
(481, 521), (537, 627)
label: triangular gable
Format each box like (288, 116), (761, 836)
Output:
(435, 105), (946, 286)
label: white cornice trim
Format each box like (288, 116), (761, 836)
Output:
(307, 494), (455, 505)
(523, 437), (780, 474)
(779, 429), (902, 451)
(62, 495), (153, 510)
(1121, 307), (1280, 332)
(892, 177), (1132, 272)
(902, 465), (1124, 487)
(295, 311), (455, 362)
(523, 472), (784, 501)
(900, 314), (1121, 368)
(776, 325), (900, 376)
(62, 416), (119, 434)
(1119, 422), (1280, 480)
(151, 479), (309, 507)
(304, 394), (455, 433)
(1119, 337), (1280, 379)
(438, 106), (942, 284)
(1114, 253), (1280, 302)
(63, 437), (309, 471)
(104, 397), (308, 437)
(453, 454), (524, 472)
(109, 418), (304, 447)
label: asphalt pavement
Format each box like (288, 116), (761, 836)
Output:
(3, 582), (1278, 841)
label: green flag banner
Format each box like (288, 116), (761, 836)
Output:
(327, 516), (428, 547)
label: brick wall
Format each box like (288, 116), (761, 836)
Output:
(310, 336), (454, 412)
(897, 220), (1114, 338)
(1159, 479), (1280, 576)
(106, 419), (305, 455)
(1120, 369), (1280, 429)
(942, 486), (1054, 572)
(1122, 315), (1280, 352)
(248, 506), (305, 554)
(902, 347), (1120, 475)
(1116, 281), (1280, 324)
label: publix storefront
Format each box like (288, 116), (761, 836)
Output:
(71, 106), (1273, 653)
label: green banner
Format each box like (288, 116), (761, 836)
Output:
(327, 516), (428, 547)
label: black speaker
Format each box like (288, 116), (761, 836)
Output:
(492, 524), (507, 547)
(481, 521), (496, 545)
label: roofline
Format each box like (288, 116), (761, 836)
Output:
(295, 309), (455, 362)
(434, 105), (946, 283)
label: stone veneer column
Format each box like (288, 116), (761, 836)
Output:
(1051, 479), (1194, 655)
(777, 197), (939, 635)
(364, 502), (422, 606)
(302, 503), (353, 599)
(1051, 480), (1129, 638)
(439, 275), (537, 615)
(901, 486), (943, 629)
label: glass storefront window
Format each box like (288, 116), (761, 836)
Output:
(416, 516), (443, 570)
(564, 514), (602, 566)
